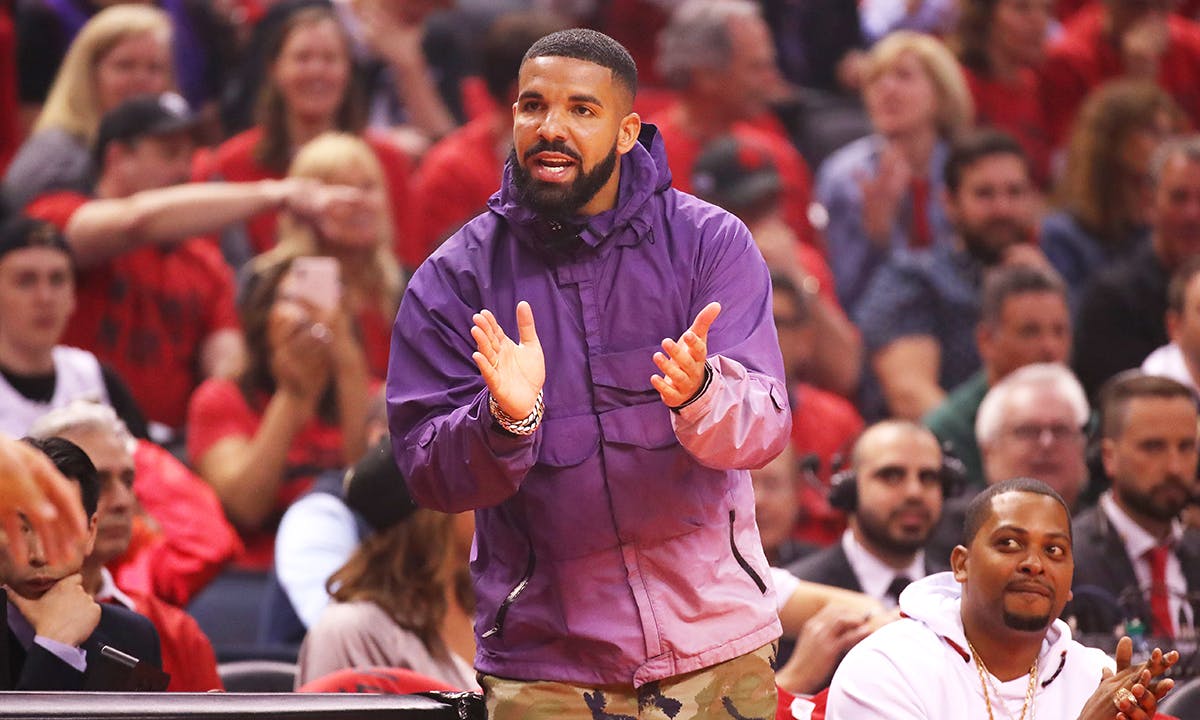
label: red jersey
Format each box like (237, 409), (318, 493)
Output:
(26, 192), (240, 430)
(651, 104), (821, 250)
(110, 440), (242, 607)
(186, 377), (348, 569)
(411, 114), (504, 257)
(1041, 5), (1200, 145)
(102, 582), (223, 692)
(196, 127), (420, 270)
(962, 65), (1052, 187)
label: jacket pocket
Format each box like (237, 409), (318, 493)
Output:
(729, 509), (767, 594)
(481, 541), (536, 640)
(535, 413), (600, 467)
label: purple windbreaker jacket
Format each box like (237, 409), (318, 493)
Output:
(386, 125), (791, 686)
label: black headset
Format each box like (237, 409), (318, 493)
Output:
(827, 441), (968, 513)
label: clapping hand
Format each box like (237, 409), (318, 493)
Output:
(1076, 636), (1178, 720)
(651, 302), (721, 408)
(472, 302), (545, 419)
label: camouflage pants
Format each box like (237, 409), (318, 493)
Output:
(480, 643), (777, 720)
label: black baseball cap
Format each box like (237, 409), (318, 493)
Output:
(344, 436), (419, 533)
(93, 92), (199, 168)
(691, 135), (782, 215)
(0, 215), (72, 263)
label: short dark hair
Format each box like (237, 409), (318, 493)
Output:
(943, 128), (1029, 194)
(1167, 254), (1200, 314)
(1099, 372), (1196, 439)
(481, 12), (570, 103)
(522, 28), (638, 101)
(979, 264), (1067, 326)
(962, 477), (1070, 547)
(21, 436), (99, 517)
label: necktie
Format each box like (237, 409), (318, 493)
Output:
(1145, 545), (1175, 638)
(909, 178), (932, 249)
(886, 575), (912, 605)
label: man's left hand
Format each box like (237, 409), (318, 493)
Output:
(651, 302), (721, 408)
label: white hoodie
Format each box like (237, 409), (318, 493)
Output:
(824, 572), (1113, 719)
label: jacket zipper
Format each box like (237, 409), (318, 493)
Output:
(729, 509), (767, 594)
(481, 543), (536, 639)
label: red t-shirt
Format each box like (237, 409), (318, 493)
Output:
(651, 104), (821, 251)
(110, 440), (242, 607)
(186, 377), (348, 569)
(196, 127), (420, 269)
(411, 114), (504, 257)
(1041, 5), (1200, 146)
(26, 192), (240, 430)
(962, 65), (1052, 187)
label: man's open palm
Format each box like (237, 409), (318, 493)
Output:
(472, 301), (545, 418)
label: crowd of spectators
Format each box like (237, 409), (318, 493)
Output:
(3, 0), (1200, 716)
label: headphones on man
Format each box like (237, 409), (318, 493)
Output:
(827, 441), (968, 513)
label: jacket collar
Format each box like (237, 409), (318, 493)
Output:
(487, 124), (671, 257)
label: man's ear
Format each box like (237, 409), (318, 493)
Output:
(1100, 437), (1117, 479)
(1167, 309), (1181, 343)
(951, 544), (969, 583)
(941, 187), (957, 221)
(616, 112), (641, 155)
(976, 322), (993, 364)
(83, 513), (98, 557)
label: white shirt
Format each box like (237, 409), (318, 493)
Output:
(842, 529), (927, 609)
(1100, 492), (1192, 636)
(1141, 343), (1199, 395)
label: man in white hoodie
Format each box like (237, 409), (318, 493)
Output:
(825, 478), (1177, 720)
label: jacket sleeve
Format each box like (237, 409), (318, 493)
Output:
(386, 247), (540, 513)
(670, 211), (791, 470)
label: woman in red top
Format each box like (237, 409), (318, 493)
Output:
(953, 0), (1054, 186)
(187, 259), (371, 568)
(257, 132), (403, 379)
(196, 6), (417, 269)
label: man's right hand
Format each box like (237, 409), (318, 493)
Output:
(471, 301), (545, 419)
(7, 574), (101, 648)
(0, 435), (87, 567)
(1075, 637), (1178, 720)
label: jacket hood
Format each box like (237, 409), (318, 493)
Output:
(487, 123), (673, 253)
(901, 572), (1076, 667)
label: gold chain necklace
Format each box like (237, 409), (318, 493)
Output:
(968, 640), (1038, 720)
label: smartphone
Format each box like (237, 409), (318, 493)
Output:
(280, 256), (341, 310)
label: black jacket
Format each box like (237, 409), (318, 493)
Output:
(4, 600), (162, 691)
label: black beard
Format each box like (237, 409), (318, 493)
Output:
(1003, 610), (1052, 632)
(959, 219), (1028, 266)
(510, 140), (618, 220)
(1117, 476), (1191, 522)
(856, 501), (933, 557)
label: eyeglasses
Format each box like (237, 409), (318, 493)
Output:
(1004, 423), (1084, 445)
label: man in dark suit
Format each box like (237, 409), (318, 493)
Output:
(788, 420), (949, 608)
(1069, 373), (1200, 639)
(2, 436), (161, 690)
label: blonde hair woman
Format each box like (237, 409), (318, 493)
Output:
(4, 5), (174, 209)
(815, 30), (975, 313)
(255, 132), (403, 379)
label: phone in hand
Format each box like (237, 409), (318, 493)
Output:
(279, 256), (341, 311)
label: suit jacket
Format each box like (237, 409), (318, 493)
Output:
(1068, 505), (1200, 637)
(4, 601), (162, 690)
(786, 536), (949, 596)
